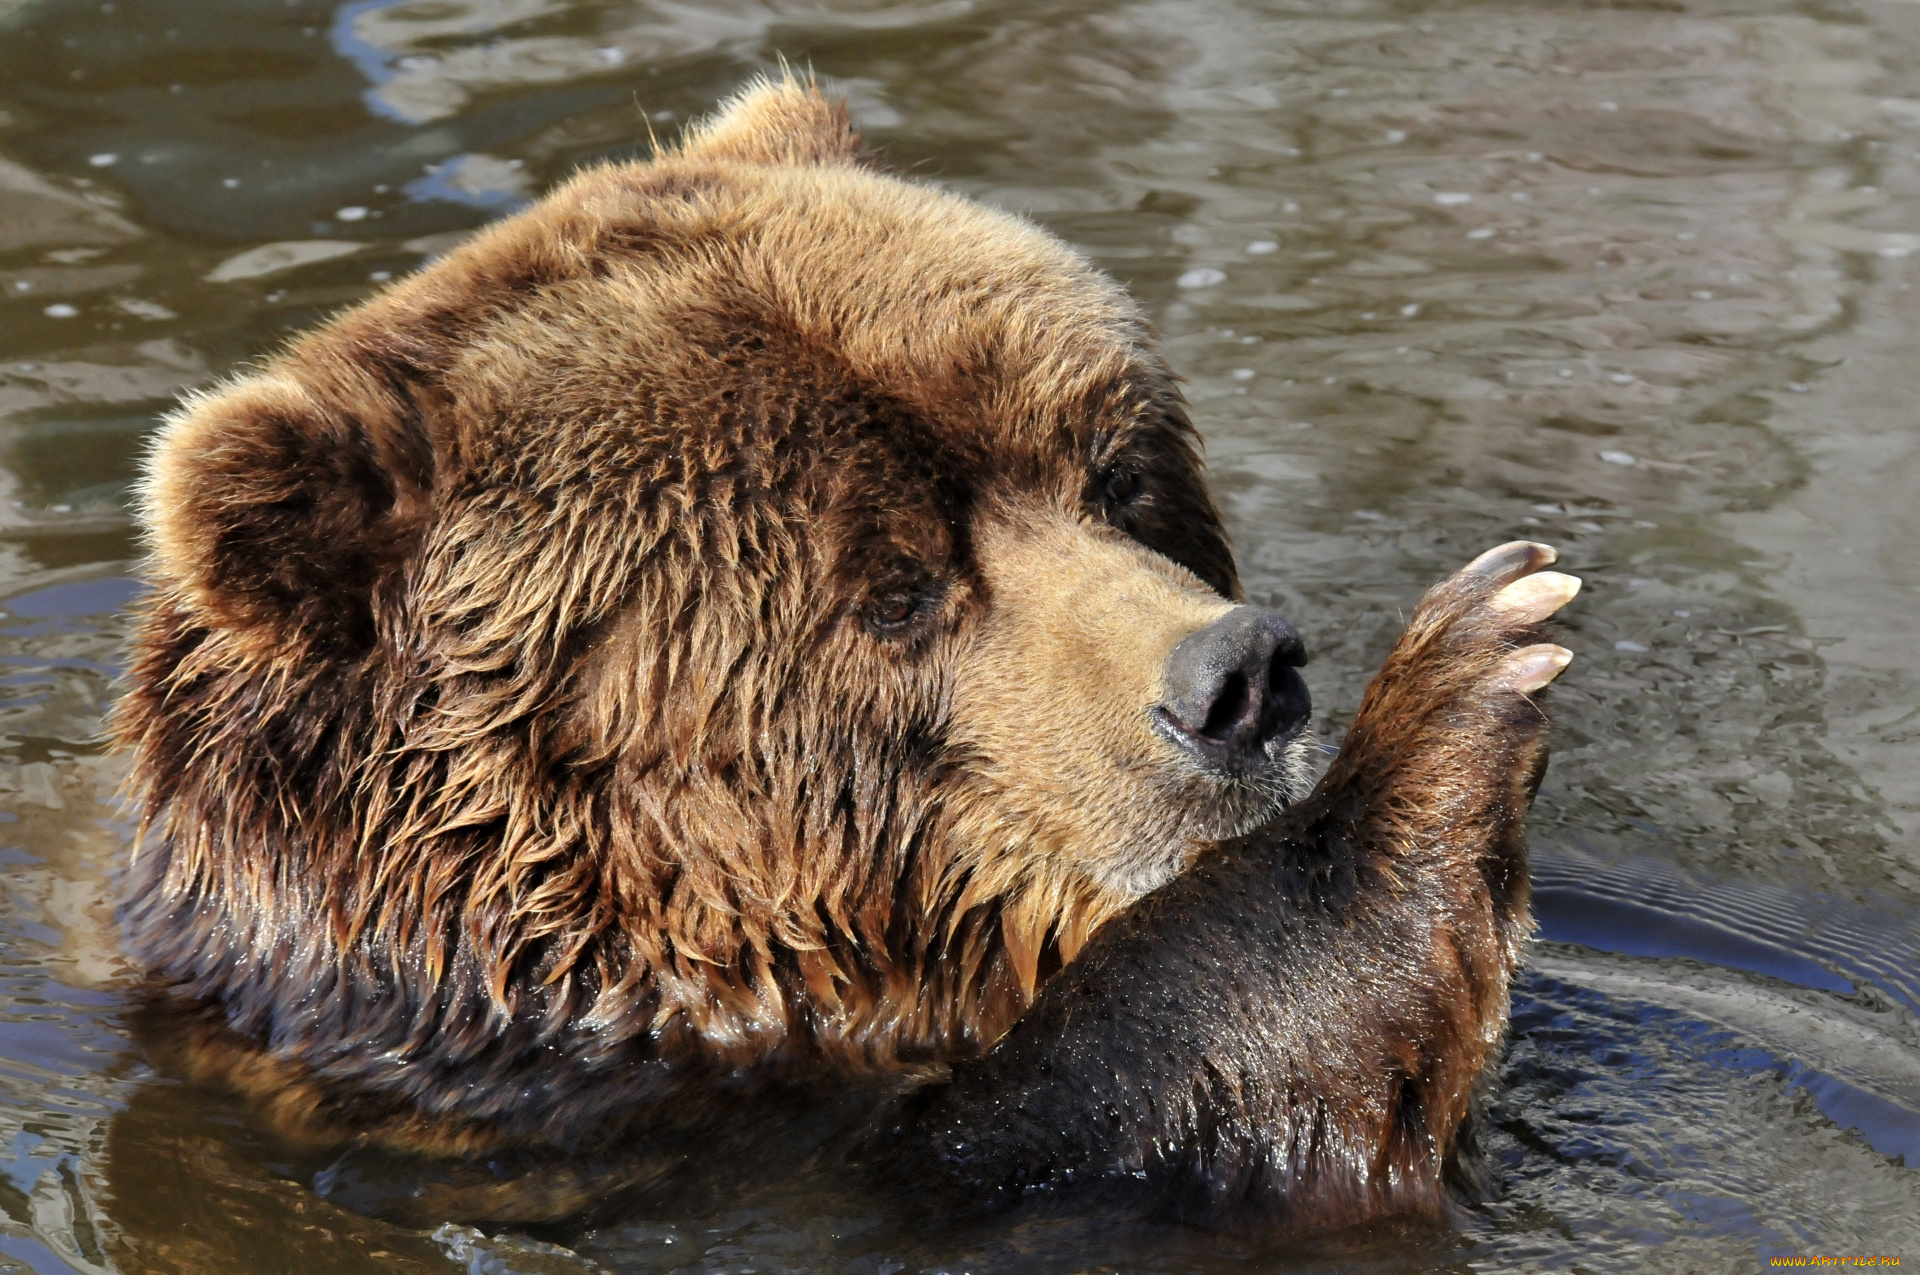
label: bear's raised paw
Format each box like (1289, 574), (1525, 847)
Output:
(882, 542), (1579, 1233)
(1319, 540), (1578, 828)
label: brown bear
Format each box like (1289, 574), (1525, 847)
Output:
(113, 77), (1577, 1234)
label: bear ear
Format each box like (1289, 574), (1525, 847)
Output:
(674, 74), (871, 167)
(141, 369), (432, 654)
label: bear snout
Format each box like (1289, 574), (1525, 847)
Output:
(1152, 606), (1310, 776)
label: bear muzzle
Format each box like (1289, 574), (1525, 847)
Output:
(1152, 606), (1310, 778)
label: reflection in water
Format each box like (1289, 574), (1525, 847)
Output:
(0, 0), (1915, 1269)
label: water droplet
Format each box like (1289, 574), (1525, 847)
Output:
(1599, 450), (1637, 466)
(336, 206), (369, 222)
(1466, 227), (1496, 240)
(1609, 372), (1636, 384)
(1245, 241), (1278, 254)
(1231, 368), (1255, 381)
(87, 152), (117, 167)
(1614, 640), (1648, 652)
(1433, 191), (1473, 206)
(1177, 267), (1226, 289)
(1400, 303), (1419, 317)
(42, 304), (77, 319)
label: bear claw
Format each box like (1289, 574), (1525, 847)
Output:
(1497, 642), (1575, 693)
(1488, 570), (1583, 625)
(1461, 539), (1558, 586)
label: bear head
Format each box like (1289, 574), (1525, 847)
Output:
(119, 78), (1319, 1111)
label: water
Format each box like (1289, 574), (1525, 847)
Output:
(0, 0), (1914, 1269)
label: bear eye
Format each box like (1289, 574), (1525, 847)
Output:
(1104, 468), (1141, 506)
(866, 591), (932, 636)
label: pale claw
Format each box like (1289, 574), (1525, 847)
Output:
(1461, 540), (1558, 586)
(1499, 643), (1574, 693)
(1489, 570), (1583, 624)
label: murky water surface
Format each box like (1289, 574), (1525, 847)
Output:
(0, 0), (1914, 1269)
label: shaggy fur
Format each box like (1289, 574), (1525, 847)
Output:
(115, 77), (1574, 1232)
(119, 77), (1277, 1150)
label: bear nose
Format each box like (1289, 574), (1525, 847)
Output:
(1154, 606), (1310, 772)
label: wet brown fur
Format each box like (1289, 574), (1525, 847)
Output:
(114, 78), (1560, 1233)
(116, 78), (1266, 1154)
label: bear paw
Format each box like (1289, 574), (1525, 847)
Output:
(1318, 540), (1579, 830)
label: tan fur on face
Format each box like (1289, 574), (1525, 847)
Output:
(948, 503), (1256, 898)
